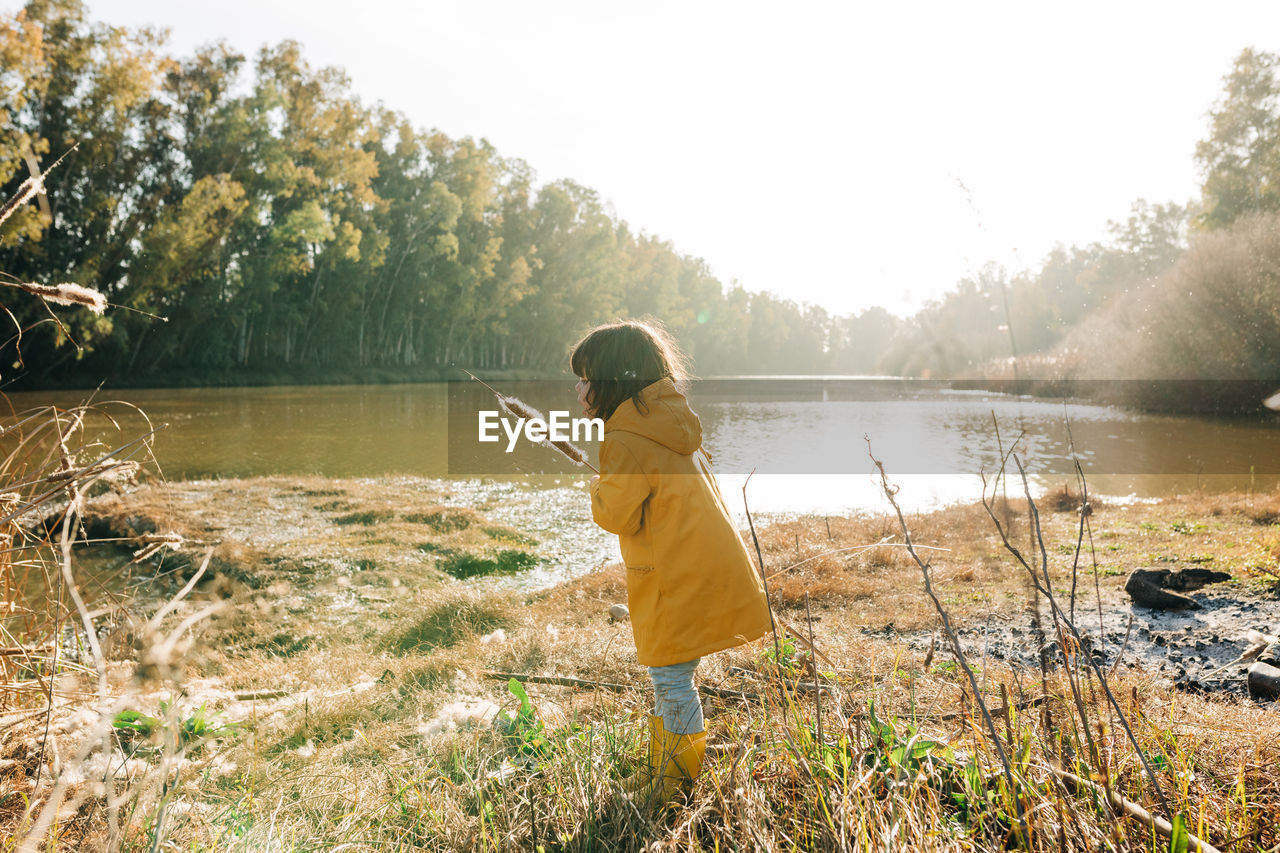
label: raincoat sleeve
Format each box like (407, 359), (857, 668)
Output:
(589, 439), (652, 536)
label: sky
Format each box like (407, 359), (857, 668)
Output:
(10, 1), (1280, 317)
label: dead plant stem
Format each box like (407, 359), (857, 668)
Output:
(868, 442), (1028, 845)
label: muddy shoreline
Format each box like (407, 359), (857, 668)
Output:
(891, 582), (1280, 698)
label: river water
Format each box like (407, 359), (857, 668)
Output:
(10, 379), (1280, 516)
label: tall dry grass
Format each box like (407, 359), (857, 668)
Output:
(0, 395), (226, 852)
(97, 468), (1280, 852)
(1, 154), (228, 852)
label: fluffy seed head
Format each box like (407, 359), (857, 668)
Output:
(15, 282), (107, 315)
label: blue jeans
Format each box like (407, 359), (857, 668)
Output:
(648, 658), (703, 734)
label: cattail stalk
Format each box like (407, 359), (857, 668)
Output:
(464, 370), (598, 472)
(9, 281), (107, 314)
(0, 144), (75, 230)
(0, 174), (44, 229)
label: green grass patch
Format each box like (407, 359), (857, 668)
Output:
(268, 698), (386, 757)
(399, 660), (459, 694)
(438, 549), (539, 579)
(333, 510), (395, 526)
(386, 593), (513, 653)
(403, 508), (479, 532)
(416, 542), (451, 555)
(253, 633), (314, 658)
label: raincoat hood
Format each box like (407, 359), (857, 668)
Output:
(603, 378), (702, 456)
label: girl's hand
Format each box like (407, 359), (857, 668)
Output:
(590, 475), (600, 488)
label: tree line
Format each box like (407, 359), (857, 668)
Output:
(3, 1), (1278, 396)
(875, 46), (1280, 398)
(0, 0), (899, 385)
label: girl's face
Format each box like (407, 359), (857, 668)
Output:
(574, 378), (593, 416)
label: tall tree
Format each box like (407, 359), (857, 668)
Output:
(1196, 48), (1280, 229)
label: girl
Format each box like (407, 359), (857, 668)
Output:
(571, 320), (772, 804)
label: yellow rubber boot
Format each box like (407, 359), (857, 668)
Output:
(620, 714), (663, 794)
(653, 727), (707, 803)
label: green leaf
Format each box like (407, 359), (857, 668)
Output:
(1169, 813), (1190, 853)
(112, 709), (158, 735)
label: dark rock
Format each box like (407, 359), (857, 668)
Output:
(1248, 661), (1280, 701)
(1125, 568), (1231, 610)
(1126, 572), (1198, 610)
(1166, 568), (1234, 591)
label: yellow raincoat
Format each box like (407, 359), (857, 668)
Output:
(588, 378), (772, 667)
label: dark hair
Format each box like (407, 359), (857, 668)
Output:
(569, 320), (691, 421)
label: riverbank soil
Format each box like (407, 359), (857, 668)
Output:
(4, 479), (1280, 850)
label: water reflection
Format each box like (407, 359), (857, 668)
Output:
(8, 380), (1278, 515)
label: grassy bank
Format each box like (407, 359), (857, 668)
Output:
(4, 478), (1280, 850)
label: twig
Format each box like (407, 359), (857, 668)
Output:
(234, 689), (290, 702)
(1065, 416), (1106, 649)
(484, 671), (630, 692)
(1199, 638), (1272, 680)
(725, 666), (830, 696)
(934, 695), (1047, 722)
(868, 439), (1029, 845)
(987, 453), (1172, 814)
(764, 539), (951, 582)
(742, 470), (782, 667)
(806, 592), (823, 749)
(0, 646), (53, 657)
(1019, 455), (1169, 810)
(772, 615), (839, 671)
(1052, 767), (1223, 853)
(1107, 614), (1136, 678)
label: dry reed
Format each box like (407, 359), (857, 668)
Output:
(0, 173), (44, 230)
(464, 370), (597, 471)
(8, 281), (107, 315)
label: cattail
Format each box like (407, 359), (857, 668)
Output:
(498, 392), (594, 468)
(14, 281), (108, 315)
(550, 437), (590, 466)
(466, 370), (597, 472)
(0, 145), (75, 230)
(497, 393), (543, 423)
(0, 173), (44, 229)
